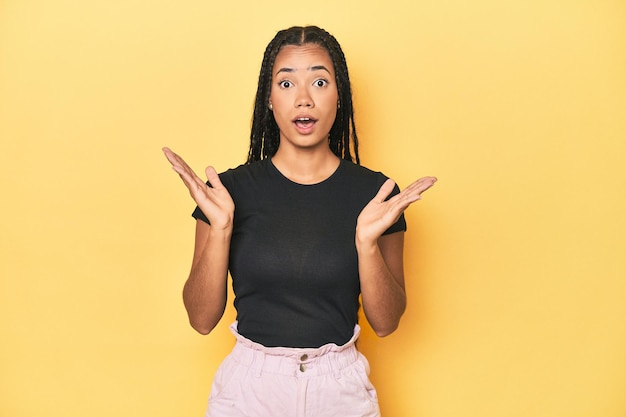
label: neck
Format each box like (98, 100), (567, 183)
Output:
(271, 147), (340, 185)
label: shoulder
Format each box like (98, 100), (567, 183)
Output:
(218, 159), (271, 188)
(217, 159), (283, 204)
(220, 159), (268, 177)
(339, 160), (390, 187)
(338, 160), (402, 200)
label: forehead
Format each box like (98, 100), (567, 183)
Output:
(272, 44), (335, 74)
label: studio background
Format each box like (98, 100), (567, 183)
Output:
(1, 1), (625, 416)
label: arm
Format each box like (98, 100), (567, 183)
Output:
(356, 176), (436, 337)
(163, 147), (235, 335)
(357, 231), (406, 337)
(182, 219), (231, 334)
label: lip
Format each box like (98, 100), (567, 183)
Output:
(291, 113), (318, 123)
(292, 114), (318, 134)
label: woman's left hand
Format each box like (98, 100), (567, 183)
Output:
(356, 176), (437, 245)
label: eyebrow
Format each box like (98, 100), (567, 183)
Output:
(274, 65), (332, 76)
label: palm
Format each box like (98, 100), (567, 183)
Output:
(357, 177), (437, 243)
(163, 147), (234, 229)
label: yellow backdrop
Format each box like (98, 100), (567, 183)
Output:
(1, 1), (625, 416)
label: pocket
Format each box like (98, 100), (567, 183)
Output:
(207, 354), (240, 403)
(351, 353), (379, 404)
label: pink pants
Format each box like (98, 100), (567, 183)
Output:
(205, 322), (381, 417)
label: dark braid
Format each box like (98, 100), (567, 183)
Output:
(247, 26), (360, 164)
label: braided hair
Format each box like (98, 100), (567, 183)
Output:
(247, 26), (360, 164)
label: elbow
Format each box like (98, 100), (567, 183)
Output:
(188, 318), (218, 335)
(192, 326), (212, 335)
(183, 293), (226, 336)
(370, 303), (406, 338)
(373, 321), (400, 338)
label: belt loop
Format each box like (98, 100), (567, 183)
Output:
(253, 349), (264, 378)
(330, 354), (342, 379)
(333, 356), (342, 379)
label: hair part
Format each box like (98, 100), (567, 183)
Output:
(247, 26), (360, 164)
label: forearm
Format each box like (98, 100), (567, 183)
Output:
(353, 175), (435, 336)
(356, 238), (407, 337)
(183, 227), (231, 334)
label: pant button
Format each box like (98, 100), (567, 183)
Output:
(299, 364), (306, 372)
(300, 354), (308, 361)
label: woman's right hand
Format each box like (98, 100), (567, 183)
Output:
(163, 147), (235, 230)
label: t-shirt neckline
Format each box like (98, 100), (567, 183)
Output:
(268, 158), (344, 187)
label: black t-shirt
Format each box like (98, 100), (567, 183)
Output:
(192, 158), (406, 347)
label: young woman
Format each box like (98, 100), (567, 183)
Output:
(163, 25), (436, 417)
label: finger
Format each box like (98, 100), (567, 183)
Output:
(413, 177), (437, 197)
(163, 147), (193, 174)
(373, 179), (396, 202)
(403, 176), (437, 197)
(162, 147), (184, 167)
(416, 176), (437, 190)
(205, 166), (226, 190)
(163, 148), (207, 192)
(385, 177), (436, 212)
(171, 157), (199, 181)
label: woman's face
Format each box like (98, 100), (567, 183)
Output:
(269, 44), (339, 155)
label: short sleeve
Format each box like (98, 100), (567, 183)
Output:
(382, 183), (407, 235)
(191, 204), (209, 224)
(191, 180), (212, 224)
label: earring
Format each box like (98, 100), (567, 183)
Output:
(268, 102), (273, 111)
(337, 101), (341, 109)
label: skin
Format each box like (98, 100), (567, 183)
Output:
(162, 150), (233, 334)
(268, 44), (340, 184)
(163, 43), (437, 337)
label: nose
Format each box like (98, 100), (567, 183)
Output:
(295, 88), (314, 108)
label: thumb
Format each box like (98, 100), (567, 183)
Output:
(373, 179), (396, 203)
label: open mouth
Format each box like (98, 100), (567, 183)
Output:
(293, 117), (317, 129)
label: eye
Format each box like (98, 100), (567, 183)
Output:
(278, 80), (293, 88)
(314, 79), (328, 87)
